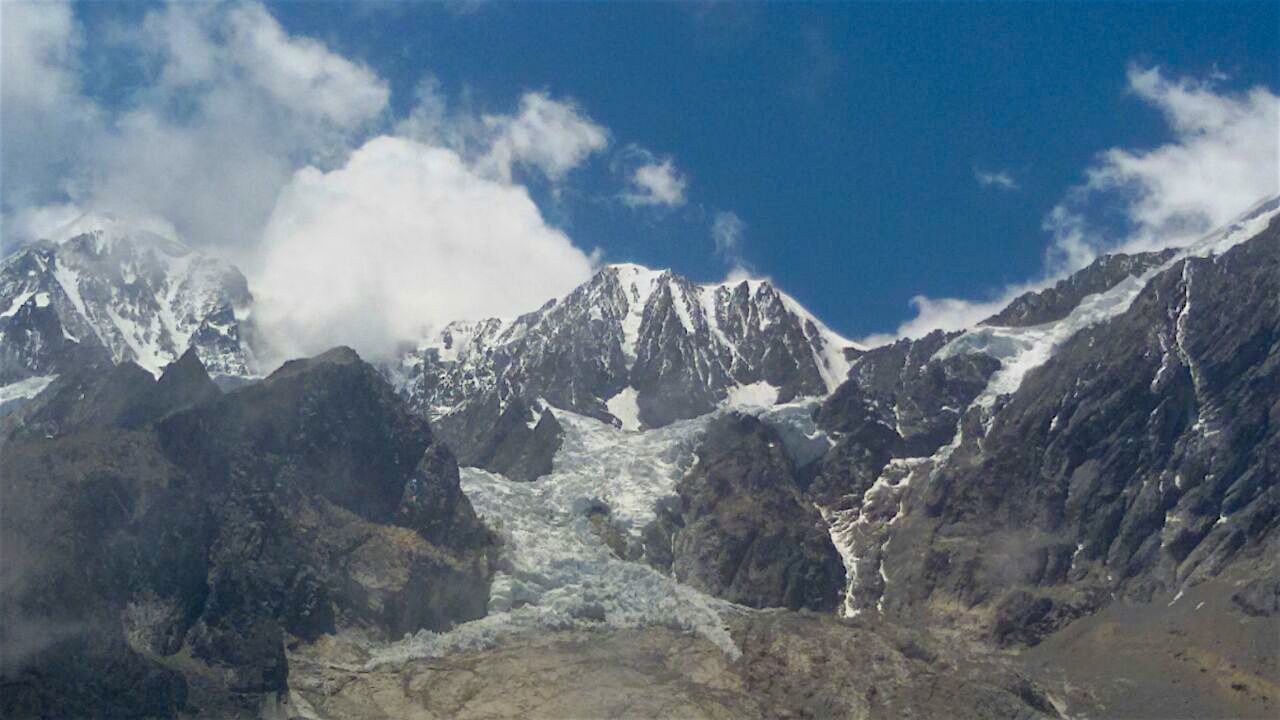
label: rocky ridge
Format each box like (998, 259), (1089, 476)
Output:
(814, 200), (1280, 652)
(392, 263), (857, 479)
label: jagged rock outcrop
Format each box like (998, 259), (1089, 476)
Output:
(429, 393), (564, 483)
(647, 413), (844, 611)
(0, 348), (497, 718)
(807, 330), (1000, 510)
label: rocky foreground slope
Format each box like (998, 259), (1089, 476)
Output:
(0, 349), (496, 718)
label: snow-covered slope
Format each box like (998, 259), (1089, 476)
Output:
(395, 263), (858, 433)
(0, 212), (256, 387)
(935, 195), (1280, 408)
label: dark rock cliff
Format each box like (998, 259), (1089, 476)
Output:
(844, 218), (1280, 645)
(0, 347), (497, 719)
(646, 413), (845, 611)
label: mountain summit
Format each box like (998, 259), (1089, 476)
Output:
(387, 263), (858, 478)
(0, 214), (255, 387)
(397, 263), (857, 429)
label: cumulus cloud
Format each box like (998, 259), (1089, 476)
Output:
(974, 168), (1020, 191)
(2, 2), (617, 367)
(249, 137), (596, 363)
(862, 66), (1279, 346)
(622, 157), (687, 208)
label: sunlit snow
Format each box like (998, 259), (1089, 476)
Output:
(0, 374), (57, 404)
(935, 197), (1280, 407)
(605, 386), (642, 431)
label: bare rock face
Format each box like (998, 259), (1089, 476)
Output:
(651, 413), (845, 611)
(429, 393), (564, 483)
(852, 217), (1280, 646)
(0, 347), (498, 719)
(808, 330), (1000, 511)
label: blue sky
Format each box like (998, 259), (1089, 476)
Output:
(3, 1), (1278, 351)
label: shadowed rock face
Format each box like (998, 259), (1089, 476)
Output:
(430, 393), (564, 483)
(0, 347), (497, 719)
(159, 346), (439, 523)
(856, 218), (1280, 645)
(982, 248), (1179, 328)
(649, 413), (845, 611)
(808, 330), (1000, 510)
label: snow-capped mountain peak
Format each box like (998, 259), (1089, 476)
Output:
(0, 213), (256, 385)
(397, 262), (859, 442)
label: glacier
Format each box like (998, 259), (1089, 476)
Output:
(369, 399), (832, 668)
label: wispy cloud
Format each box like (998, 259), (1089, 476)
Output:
(1052, 64), (1279, 259)
(710, 209), (754, 278)
(861, 65), (1279, 346)
(973, 167), (1020, 191)
(794, 26), (840, 103)
(477, 92), (609, 184)
(712, 210), (744, 254)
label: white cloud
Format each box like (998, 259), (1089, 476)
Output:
(622, 157), (687, 208)
(249, 136), (597, 363)
(3, 2), (391, 251)
(393, 76), (470, 151)
(864, 66), (1279, 346)
(855, 282), (1041, 347)
(396, 82), (609, 187)
(1055, 65), (1279, 257)
(2, 2), (609, 366)
(224, 4), (389, 129)
(0, 1), (80, 109)
(974, 168), (1019, 191)
(5, 203), (85, 245)
(710, 210), (754, 278)
(0, 1), (98, 226)
(477, 92), (609, 183)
